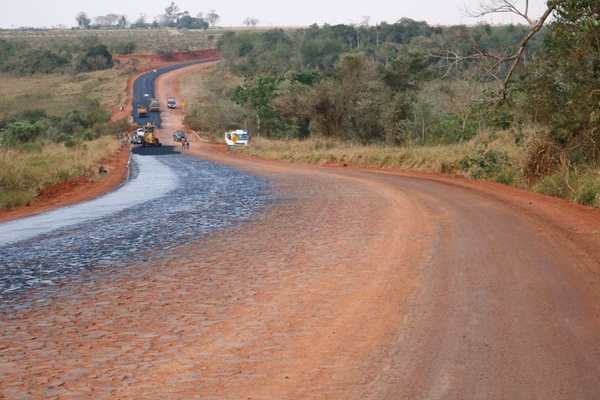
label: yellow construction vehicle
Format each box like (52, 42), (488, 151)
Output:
(137, 104), (148, 117)
(141, 123), (161, 147)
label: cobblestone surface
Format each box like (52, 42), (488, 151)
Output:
(0, 150), (270, 307)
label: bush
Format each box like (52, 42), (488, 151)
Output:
(523, 135), (562, 181)
(533, 172), (570, 198)
(0, 120), (44, 145)
(572, 175), (600, 207)
(111, 41), (136, 55)
(0, 100), (113, 147)
(77, 45), (113, 72)
(459, 147), (511, 180)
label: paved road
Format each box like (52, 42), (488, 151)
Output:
(132, 61), (210, 127)
(0, 63), (269, 307)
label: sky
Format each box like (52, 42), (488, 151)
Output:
(0, 0), (548, 28)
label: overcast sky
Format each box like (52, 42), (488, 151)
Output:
(0, 0), (548, 28)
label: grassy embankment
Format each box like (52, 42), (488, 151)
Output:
(182, 67), (600, 208)
(0, 68), (130, 210)
(0, 137), (121, 209)
(242, 135), (600, 207)
(0, 29), (219, 54)
(0, 68), (128, 120)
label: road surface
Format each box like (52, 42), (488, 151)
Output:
(1, 62), (600, 400)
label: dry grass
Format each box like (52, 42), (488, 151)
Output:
(243, 132), (523, 174)
(243, 134), (600, 207)
(0, 67), (129, 120)
(0, 137), (121, 209)
(0, 29), (219, 54)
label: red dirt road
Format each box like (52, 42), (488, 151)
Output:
(2, 64), (600, 399)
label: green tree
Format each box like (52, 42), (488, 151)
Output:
(521, 0), (600, 159)
(233, 76), (282, 136)
(76, 12), (91, 29)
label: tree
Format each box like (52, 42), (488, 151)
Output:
(465, 0), (556, 98)
(521, 0), (600, 159)
(244, 17), (259, 27)
(177, 15), (209, 30)
(76, 12), (91, 29)
(93, 14), (123, 27)
(77, 45), (113, 72)
(233, 76), (281, 136)
(133, 14), (147, 28)
(162, 2), (183, 26)
(207, 10), (220, 27)
(118, 15), (128, 28)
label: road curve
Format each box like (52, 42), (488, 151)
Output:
(1, 63), (600, 399)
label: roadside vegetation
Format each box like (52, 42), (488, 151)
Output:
(0, 39), (132, 210)
(0, 68), (129, 120)
(0, 136), (122, 209)
(0, 29), (218, 57)
(185, 1), (600, 207)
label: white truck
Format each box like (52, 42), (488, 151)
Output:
(225, 130), (250, 147)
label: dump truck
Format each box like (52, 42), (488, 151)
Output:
(141, 123), (161, 147)
(137, 104), (148, 117)
(149, 98), (160, 112)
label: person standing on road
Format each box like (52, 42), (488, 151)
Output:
(186, 140), (190, 150)
(181, 140), (186, 152)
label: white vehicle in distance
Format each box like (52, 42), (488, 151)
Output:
(167, 97), (177, 109)
(225, 130), (250, 147)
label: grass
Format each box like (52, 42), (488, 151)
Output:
(0, 67), (130, 120)
(241, 134), (600, 207)
(534, 170), (600, 207)
(0, 136), (121, 210)
(0, 29), (219, 54)
(243, 132), (522, 175)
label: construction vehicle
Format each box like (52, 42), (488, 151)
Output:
(141, 123), (161, 147)
(149, 98), (160, 112)
(137, 104), (148, 117)
(225, 130), (250, 147)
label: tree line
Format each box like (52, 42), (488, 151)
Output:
(75, 2), (220, 30)
(0, 36), (114, 74)
(185, 0), (598, 187)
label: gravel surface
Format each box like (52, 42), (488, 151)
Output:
(0, 149), (270, 307)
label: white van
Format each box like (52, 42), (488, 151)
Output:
(225, 130), (250, 146)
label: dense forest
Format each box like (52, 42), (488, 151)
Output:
(186, 1), (598, 200)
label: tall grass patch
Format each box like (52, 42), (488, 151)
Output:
(0, 137), (121, 210)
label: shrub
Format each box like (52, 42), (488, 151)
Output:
(77, 45), (113, 72)
(533, 172), (570, 198)
(459, 147), (511, 180)
(0, 120), (43, 145)
(523, 135), (562, 181)
(572, 175), (600, 207)
(111, 41), (136, 55)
